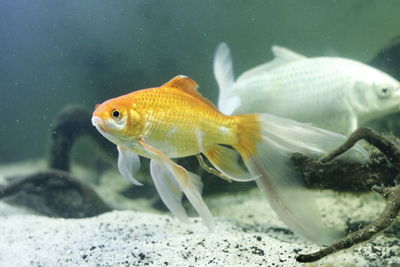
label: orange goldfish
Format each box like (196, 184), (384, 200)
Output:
(92, 75), (368, 245)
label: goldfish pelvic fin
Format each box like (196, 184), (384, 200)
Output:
(162, 75), (216, 109)
(117, 145), (142, 186)
(150, 159), (189, 223)
(203, 145), (259, 182)
(139, 140), (215, 231)
(214, 43), (239, 114)
(234, 114), (370, 245)
(237, 46), (306, 83)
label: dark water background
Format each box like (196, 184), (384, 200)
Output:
(1, 0), (400, 163)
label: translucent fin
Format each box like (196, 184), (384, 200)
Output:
(271, 45), (307, 62)
(257, 114), (369, 162)
(234, 114), (369, 245)
(150, 159), (189, 222)
(203, 145), (259, 182)
(138, 140), (215, 231)
(181, 171), (215, 231)
(213, 42), (240, 114)
(162, 75), (199, 91)
(237, 45), (306, 82)
(117, 145), (142, 186)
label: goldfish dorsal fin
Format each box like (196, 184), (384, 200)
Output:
(162, 75), (199, 91)
(163, 75), (217, 109)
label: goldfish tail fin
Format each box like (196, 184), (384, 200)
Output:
(234, 114), (369, 245)
(213, 42), (239, 114)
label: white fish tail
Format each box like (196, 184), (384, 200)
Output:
(233, 113), (369, 245)
(213, 42), (240, 114)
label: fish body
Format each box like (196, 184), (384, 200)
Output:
(214, 43), (400, 135)
(92, 75), (369, 245)
(93, 77), (238, 159)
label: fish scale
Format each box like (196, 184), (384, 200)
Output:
(130, 87), (237, 157)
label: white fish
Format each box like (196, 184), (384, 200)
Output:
(214, 43), (400, 135)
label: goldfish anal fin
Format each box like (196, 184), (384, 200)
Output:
(162, 75), (217, 109)
(203, 145), (259, 182)
(138, 139), (215, 231)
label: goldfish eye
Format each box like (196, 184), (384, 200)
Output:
(112, 110), (121, 119)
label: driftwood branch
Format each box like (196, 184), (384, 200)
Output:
(296, 128), (400, 262)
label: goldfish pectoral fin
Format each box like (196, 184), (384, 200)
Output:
(138, 139), (215, 231)
(203, 145), (259, 182)
(117, 145), (142, 186)
(149, 159), (189, 223)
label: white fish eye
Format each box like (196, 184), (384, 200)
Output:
(376, 86), (393, 99)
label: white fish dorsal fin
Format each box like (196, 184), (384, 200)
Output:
(271, 45), (307, 62)
(162, 75), (216, 109)
(237, 45), (307, 82)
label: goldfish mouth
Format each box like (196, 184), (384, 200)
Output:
(91, 116), (109, 137)
(91, 116), (117, 143)
(91, 116), (102, 127)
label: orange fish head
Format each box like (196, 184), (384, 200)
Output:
(91, 96), (143, 143)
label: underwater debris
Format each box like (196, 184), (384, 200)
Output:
(0, 169), (111, 218)
(296, 127), (400, 262)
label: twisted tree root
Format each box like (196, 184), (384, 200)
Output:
(296, 127), (400, 262)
